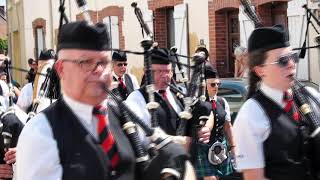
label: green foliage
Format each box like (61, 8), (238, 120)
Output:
(0, 38), (7, 54)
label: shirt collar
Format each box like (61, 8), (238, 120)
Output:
(209, 95), (217, 101)
(112, 72), (123, 80)
(63, 94), (94, 125)
(260, 83), (285, 107)
(157, 87), (170, 93)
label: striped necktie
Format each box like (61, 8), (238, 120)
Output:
(93, 105), (120, 169)
(118, 77), (127, 90)
(211, 99), (217, 110)
(283, 91), (299, 122)
(159, 89), (172, 107)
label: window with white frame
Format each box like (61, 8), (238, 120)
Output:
(35, 27), (45, 58)
(103, 16), (120, 50)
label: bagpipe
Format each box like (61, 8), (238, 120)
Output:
(0, 59), (26, 165)
(292, 79), (320, 179)
(69, 0), (213, 179)
(108, 88), (191, 180)
(130, 1), (212, 137)
(27, 51), (56, 121)
(240, 0), (320, 179)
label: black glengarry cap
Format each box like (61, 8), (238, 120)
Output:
(57, 21), (110, 52)
(112, 51), (127, 62)
(248, 24), (290, 53)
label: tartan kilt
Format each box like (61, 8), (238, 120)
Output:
(194, 138), (233, 178)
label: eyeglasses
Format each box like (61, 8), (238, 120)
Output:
(209, 82), (221, 87)
(152, 69), (171, 74)
(264, 52), (299, 67)
(116, 62), (128, 67)
(62, 59), (109, 72)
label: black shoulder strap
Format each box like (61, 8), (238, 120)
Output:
(252, 91), (283, 122)
(0, 84), (3, 96)
(216, 96), (225, 109)
(124, 74), (134, 93)
(44, 99), (66, 164)
(138, 87), (148, 103)
(169, 89), (184, 109)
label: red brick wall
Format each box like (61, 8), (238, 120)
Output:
(257, 4), (272, 26)
(148, 0), (183, 48)
(208, 0), (216, 67)
(212, 0), (240, 11)
(256, 2), (288, 27)
(76, 10), (98, 24)
(98, 6), (125, 49)
(252, 0), (289, 6)
(208, 0), (289, 77)
(209, 0), (239, 76)
(148, 0), (183, 11)
(213, 12), (228, 75)
(32, 18), (46, 59)
(32, 18), (46, 33)
(154, 8), (168, 48)
(0, 19), (7, 40)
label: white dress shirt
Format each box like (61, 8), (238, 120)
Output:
(0, 80), (10, 110)
(209, 96), (231, 122)
(17, 83), (33, 112)
(16, 95), (102, 180)
(125, 87), (182, 123)
(233, 83), (320, 171)
(125, 87), (182, 143)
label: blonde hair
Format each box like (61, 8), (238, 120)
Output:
(234, 46), (247, 57)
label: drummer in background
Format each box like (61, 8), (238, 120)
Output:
(111, 51), (139, 100)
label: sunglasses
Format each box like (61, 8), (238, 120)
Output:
(265, 52), (299, 67)
(117, 63), (128, 67)
(209, 82), (221, 87)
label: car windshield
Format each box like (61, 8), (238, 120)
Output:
(218, 88), (244, 102)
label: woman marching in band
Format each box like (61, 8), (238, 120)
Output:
(233, 25), (320, 180)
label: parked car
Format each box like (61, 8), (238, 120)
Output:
(218, 78), (320, 123)
(218, 78), (248, 123)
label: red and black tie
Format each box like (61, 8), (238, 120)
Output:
(159, 90), (172, 107)
(211, 99), (217, 110)
(118, 77), (127, 90)
(283, 91), (300, 122)
(93, 105), (120, 169)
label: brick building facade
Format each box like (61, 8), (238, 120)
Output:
(0, 6), (7, 41)
(209, 0), (289, 77)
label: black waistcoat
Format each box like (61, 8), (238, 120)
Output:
(139, 87), (184, 135)
(113, 74), (134, 100)
(43, 98), (136, 180)
(209, 97), (227, 143)
(253, 91), (313, 180)
(0, 112), (24, 180)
